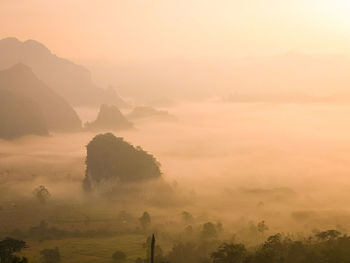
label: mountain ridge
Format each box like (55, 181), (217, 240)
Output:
(0, 37), (128, 107)
(0, 63), (82, 131)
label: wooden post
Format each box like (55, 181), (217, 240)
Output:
(151, 234), (155, 263)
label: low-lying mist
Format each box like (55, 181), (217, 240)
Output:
(2, 101), (350, 237)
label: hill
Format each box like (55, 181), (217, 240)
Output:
(0, 90), (48, 139)
(83, 133), (161, 192)
(0, 64), (81, 131)
(128, 106), (176, 122)
(0, 37), (129, 107)
(85, 104), (133, 131)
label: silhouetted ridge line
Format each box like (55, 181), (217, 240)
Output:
(0, 64), (82, 131)
(0, 37), (129, 107)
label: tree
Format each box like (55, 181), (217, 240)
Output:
(185, 225), (194, 235)
(257, 221), (268, 242)
(216, 222), (223, 234)
(211, 243), (247, 263)
(40, 247), (61, 263)
(202, 222), (217, 238)
(10, 257), (28, 263)
(112, 251), (126, 262)
(254, 234), (284, 263)
(0, 237), (27, 263)
(139, 212), (151, 230)
(181, 211), (194, 224)
(315, 230), (341, 241)
(33, 185), (51, 204)
(166, 243), (197, 263)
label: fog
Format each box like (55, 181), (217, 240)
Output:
(2, 101), (350, 237)
(82, 54), (350, 101)
(2, 1), (350, 261)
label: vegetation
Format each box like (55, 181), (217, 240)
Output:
(83, 133), (162, 192)
(3, 208), (350, 263)
(8, 221), (117, 241)
(181, 211), (194, 224)
(33, 186), (51, 204)
(202, 222), (217, 239)
(40, 247), (61, 263)
(127, 230), (350, 263)
(112, 250), (126, 262)
(0, 53), (349, 263)
(209, 230), (350, 263)
(143, 235), (165, 263)
(0, 237), (28, 263)
(139, 212), (151, 231)
(211, 243), (246, 263)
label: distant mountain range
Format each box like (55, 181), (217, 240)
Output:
(85, 52), (350, 100)
(128, 106), (176, 122)
(224, 92), (350, 104)
(0, 64), (81, 132)
(0, 37), (128, 107)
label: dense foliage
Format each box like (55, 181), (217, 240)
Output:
(0, 237), (27, 263)
(83, 133), (161, 191)
(33, 185), (51, 204)
(112, 250), (126, 262)
(136, 230), (350, 263)
(40, 247), (61, 263)
(210, 230), (350, 263)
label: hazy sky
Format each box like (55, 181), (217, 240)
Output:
(1, 0), (350, 60)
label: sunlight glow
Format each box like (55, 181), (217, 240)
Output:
(321, 0), (350, 29)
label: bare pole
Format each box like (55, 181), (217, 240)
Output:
(151, 234), (155, 263)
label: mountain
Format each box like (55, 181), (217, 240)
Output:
(0, 37), (129, 107)
(86, 53), (350, 100)
(85, 104), (133, 131)
(0, 89), (48, 139)
(128, 106), (176, 122)
(224, 92), (329, 103)
(0, 64), (81, 131)
(83, 133), (161, 192)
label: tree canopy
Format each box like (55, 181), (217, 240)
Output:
(0, 237), (27, 263)
(83, 133), (161, 191)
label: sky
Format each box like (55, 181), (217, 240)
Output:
(1, 0), (350, 61)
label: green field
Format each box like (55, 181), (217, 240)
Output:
(19, 234), (147, 263)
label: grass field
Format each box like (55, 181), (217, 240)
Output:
(0, 193), (174, 263)
(19, 234), (148, 263)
